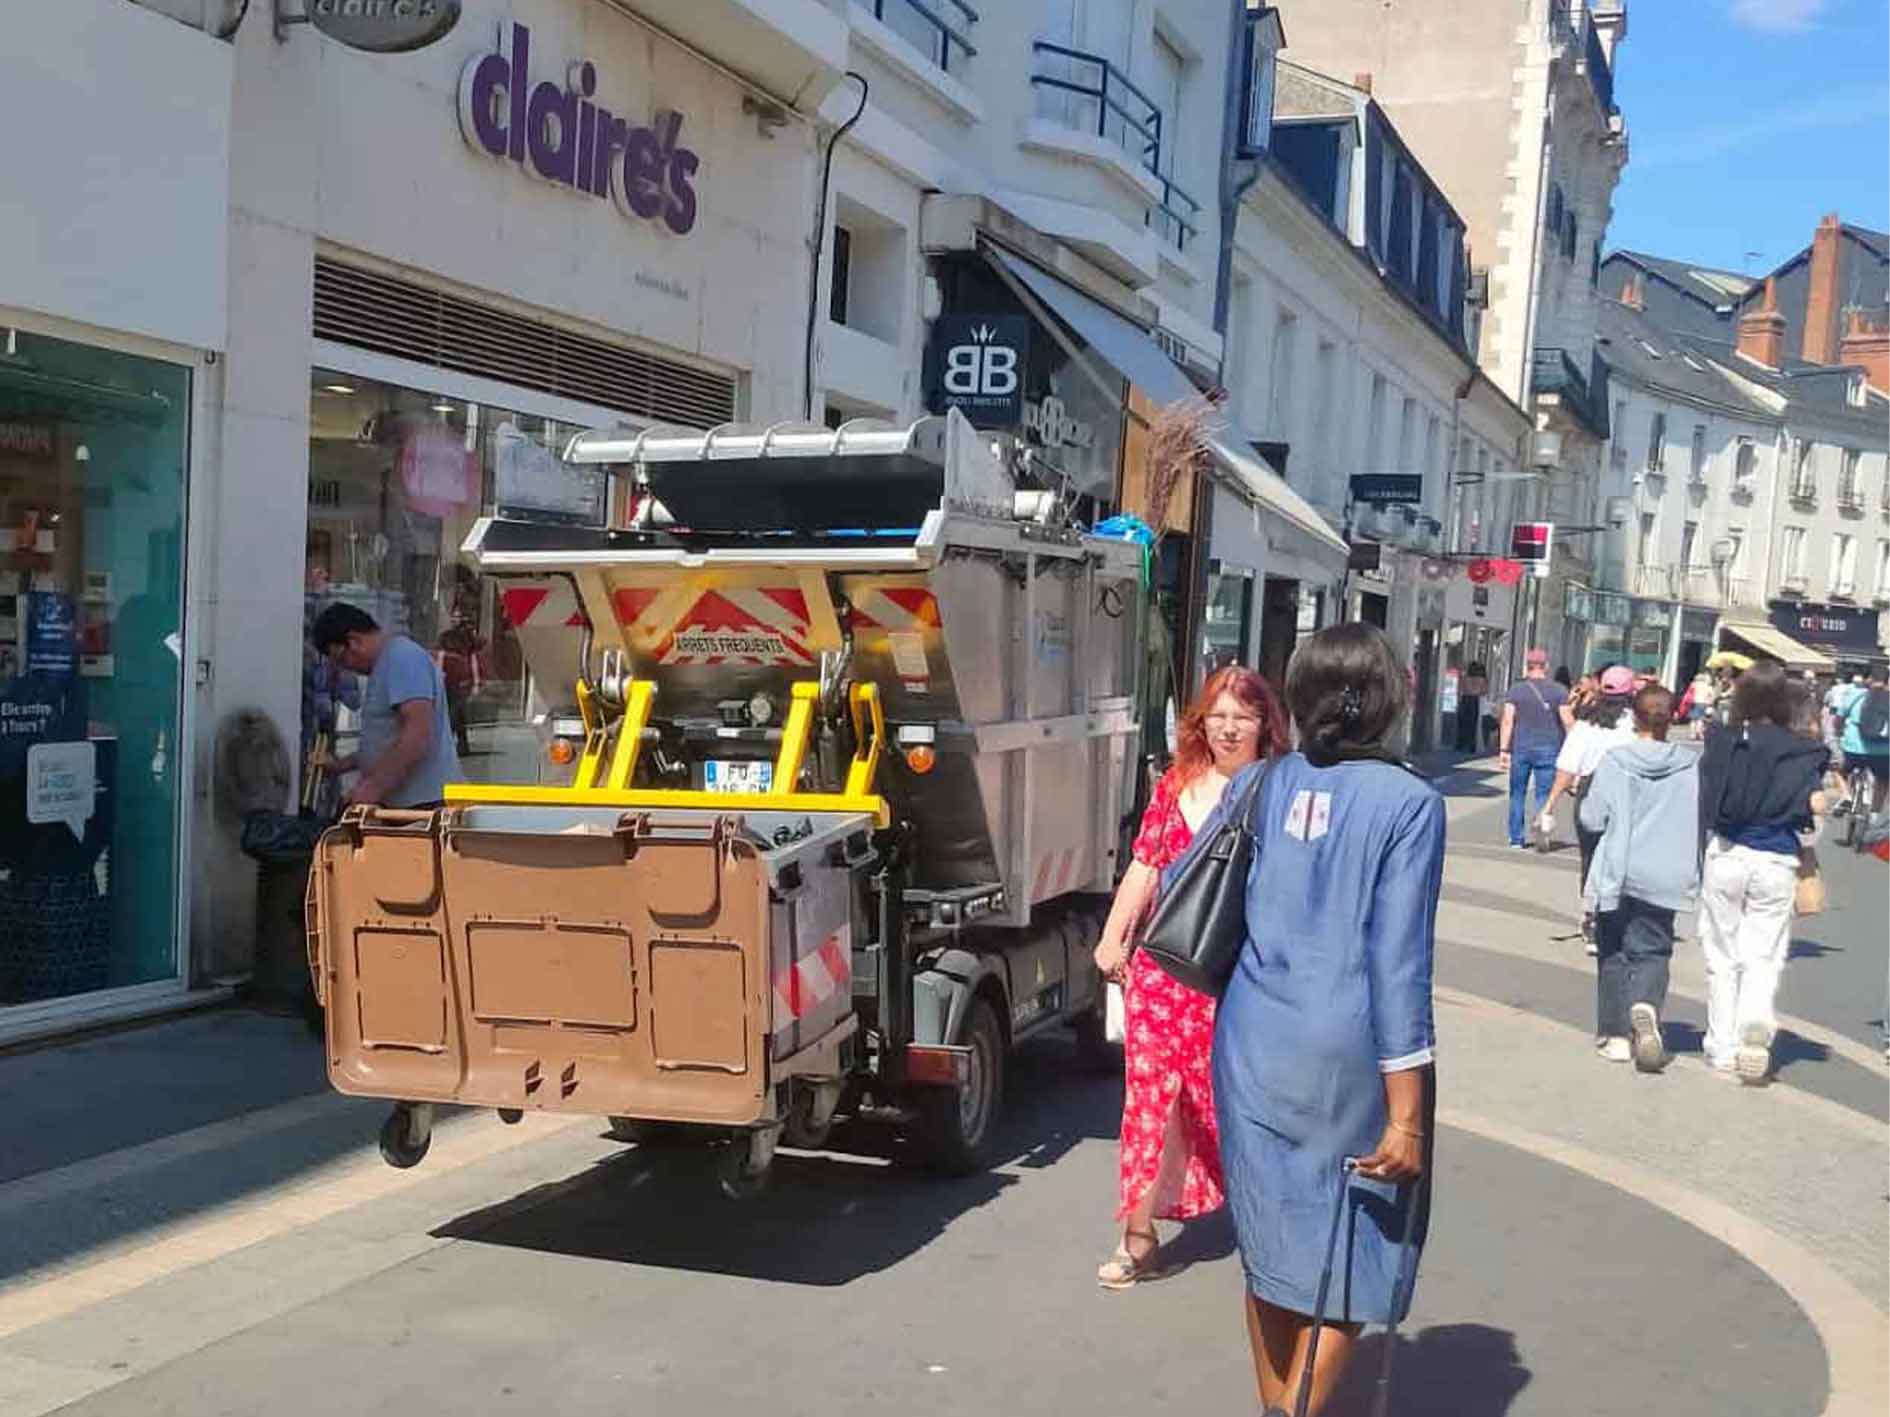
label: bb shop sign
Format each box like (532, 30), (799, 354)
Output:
(458, 23), (700, 236)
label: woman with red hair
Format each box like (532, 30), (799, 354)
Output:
(1092, 665), (1288, 1287)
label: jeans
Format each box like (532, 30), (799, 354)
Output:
(1698, 837), (1796, 1067)
(1595, 895), (1674, 1038)
(1507, 746), (1557, 845)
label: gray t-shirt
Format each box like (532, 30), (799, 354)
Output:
(1503, 676), (1567, 753)
(359, 634), (461, 807)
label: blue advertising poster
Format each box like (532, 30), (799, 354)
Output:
(26, 592), (78, 678)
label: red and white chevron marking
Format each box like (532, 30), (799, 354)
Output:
(772, 928), (852, 1034)
(613, 585), (816, 667)
(1030, 847), (1088, 901)
(499, 580), (585, 629)
(848, 585), (940, 631)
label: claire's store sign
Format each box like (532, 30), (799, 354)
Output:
(458, 23), (700, 237)
(305, 0), (461, 53)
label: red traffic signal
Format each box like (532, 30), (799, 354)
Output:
(1511, 521), (1553, 562)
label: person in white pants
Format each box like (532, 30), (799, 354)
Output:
(1696, 663), (1826, 1083)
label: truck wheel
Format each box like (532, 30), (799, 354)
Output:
(912, 997), (1004, 1175)
(378, 1106), (431, 1169)
(717, 1127), (777, 1201)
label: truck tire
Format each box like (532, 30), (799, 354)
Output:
(911, 996), (1004, 1175)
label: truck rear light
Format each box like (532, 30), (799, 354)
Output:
(904, 1043), (971, 1086)
(903, 743), (937, 775)
(547, 737), (578, 766)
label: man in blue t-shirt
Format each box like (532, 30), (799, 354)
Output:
(1840, 666), (1890, 825)
(311, 603), (463, 808)
(1498, 648), (1568, 849)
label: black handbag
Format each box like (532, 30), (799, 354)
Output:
(1137, 763), (1268, 996)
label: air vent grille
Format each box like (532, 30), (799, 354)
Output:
(311, 257), (736, 428)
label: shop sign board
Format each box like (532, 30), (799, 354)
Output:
(930, 316), (1029, 426)
(1768, 601), (1880, 654)
(1349, 473), (1424, 506)
(308, 0), (461, 53)
(459, 23), (702, 236)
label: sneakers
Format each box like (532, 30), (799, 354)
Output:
(1628, 1003), (1669, 1073)
(1735, 1022), (1773, 1085)
(1596, 1036), (1631, 1063)
(1508, 841), (1530, 850)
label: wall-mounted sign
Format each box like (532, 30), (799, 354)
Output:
(1769, 600), (1880, 654)
(1349, 473), (1424, 506)
(307, 0), (461, 54)
(0, 422), (55, 461)
(458, 23), (701, 236)
(930, 315), (1028, 426)
(1021, 396), (1093, 450)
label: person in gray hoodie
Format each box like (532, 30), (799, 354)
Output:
(1578, 683), (1700, 1073)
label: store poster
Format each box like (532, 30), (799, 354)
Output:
(26, 593), (79, 678)
(399, 424), (477, 519)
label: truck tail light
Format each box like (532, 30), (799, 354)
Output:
(904, 1043), (971, 1086)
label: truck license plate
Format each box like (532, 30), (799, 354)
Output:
(704, 760), (773, 794)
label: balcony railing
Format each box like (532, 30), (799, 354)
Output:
(1032, 41), (1164, 174)
(1532, 347), (1610, 441)
(1581, 16), (1616, 114)
(1780, 571), (1810, 595)
(859, 0), (978, 76)
(1731, 475), (1756, 502)
(1633, 564), (1675, 598)
(1838, 483), (1865, 512)
(1150, 172), (1202, 252)
(1789, 477), (1818, 508)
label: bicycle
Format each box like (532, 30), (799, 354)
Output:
(1839, 759), (1875, 851)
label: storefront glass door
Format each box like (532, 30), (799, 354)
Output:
(0, 331), (187, 1007)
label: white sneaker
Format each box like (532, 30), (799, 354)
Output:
(1735, 1022), (1773, 1085)
(1629, 1003), (1668, 1073)
(1596, 1036), (1631, 1063)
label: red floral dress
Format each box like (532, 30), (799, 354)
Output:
(1117, 768), (1225, 1222)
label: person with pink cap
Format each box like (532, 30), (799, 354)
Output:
(1539, 664), (1638, 948)
(1498, 648), (1568, 848)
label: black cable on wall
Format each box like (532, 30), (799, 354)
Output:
(804, 72), (870, 422)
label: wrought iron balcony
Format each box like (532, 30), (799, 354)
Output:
(1633, 564), (1675, 599)
(1532, 347), (1610, 441)
(858, 0), (977, 77)
(1032, 41), (1164, 174)
(1150, 172), (1202, 253)
(1838, 482), (1865, 513)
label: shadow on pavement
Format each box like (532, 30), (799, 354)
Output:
(432, 1036), (1124, 1286)
(1331, 1323), (1531, 1415)
(1662, 1019), (1832, 1075)
(1787, 937), (1842, 960)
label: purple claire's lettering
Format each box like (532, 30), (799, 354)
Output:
(457, 23), (700, 236)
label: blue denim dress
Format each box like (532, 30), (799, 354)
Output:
(1210, 754), (1445, 1324)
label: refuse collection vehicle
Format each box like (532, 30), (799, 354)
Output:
(306, 409), (1148, 1196)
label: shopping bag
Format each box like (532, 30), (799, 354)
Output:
(1104, 981), (1126, 1043)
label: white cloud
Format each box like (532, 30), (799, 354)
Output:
(1730, 0), (1828, 31)
(1634, 82), (1887, 169)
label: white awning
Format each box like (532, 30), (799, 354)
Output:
(1720, 620), (1835, 672)
(1205, 436), (1351, 579)
(986, 248), (1200, 410)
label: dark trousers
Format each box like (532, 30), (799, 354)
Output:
(1595, 894), (1674, 1038)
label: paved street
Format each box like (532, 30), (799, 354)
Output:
(0, 759), (1883, 1417)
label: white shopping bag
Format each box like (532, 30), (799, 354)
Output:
(1104, 981), (1126, 1043)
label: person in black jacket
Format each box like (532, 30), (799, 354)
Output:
(1697, 661), (1827, 1084)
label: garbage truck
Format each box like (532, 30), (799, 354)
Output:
(306, 409), (1149, 1196)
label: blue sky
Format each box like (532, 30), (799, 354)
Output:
(1607, 0), (1889, 274)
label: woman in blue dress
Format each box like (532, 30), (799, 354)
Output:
(1212, 624), (1443, 1415)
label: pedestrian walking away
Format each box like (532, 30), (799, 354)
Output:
(1091, 665), (1289, 1289)
(1578, 683), (1699, 1072)
(1837, 667), (1890, 832)
(309, 603), (464, 809)
(1211, 624), (1443, 1417)
(1538, 665), (1635, 951)
(1498, 648), (1567, 848)
(1697, 662), (1826, 1084)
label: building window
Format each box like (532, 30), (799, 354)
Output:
(828, 223), (852, 327)
(1832, 533), (1859, 598)
(1365, 372), (1387, 474)
(1779, 525), (1808, 589)
(1645, 412), (1666, 472)
(1724, 530), (1745, 581)
(1790, 440), (1818, 504)
(1680, 520), (1699, 572)
(1689, 424), (1707, 482)
(1311, 338), (1338, 475)
(1876, 540), (1890, 600)
(1839, 447), (1863, 508)
(1733, 437), (1757, 495)
(1637, 510), (1657, 564)
(1609, 401), (1628, 471)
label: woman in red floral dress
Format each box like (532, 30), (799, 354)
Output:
(1092, 665), (1289, 1288)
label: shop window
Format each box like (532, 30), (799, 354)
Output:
(304, 370), (613, 805)
(1200, 563), (1255, 672)
(0, 331), (187, 1008)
